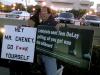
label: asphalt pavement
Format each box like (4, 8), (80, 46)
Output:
(0, 67), (9, 75)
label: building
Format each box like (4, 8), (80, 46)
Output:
(35, 0), (94, 10)
(96, 4), (100, 16)
(97, 4), (100, 12)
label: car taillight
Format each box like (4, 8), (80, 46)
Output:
(16, 15), (19, 18)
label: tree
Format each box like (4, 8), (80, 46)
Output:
(4, 5), (12, 12)
(69, 9), (87, 19)
(27, 5), (34, 13)
(0, 2), (2, 11)
(11, 3), (25, 11)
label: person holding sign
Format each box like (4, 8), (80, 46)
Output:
(28, 6), (41, 27)
(39, 6), (62, 75)
(8, 25), (37, 75)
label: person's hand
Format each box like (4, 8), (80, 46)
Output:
(27, 19), (35, 27)
(55, 23), (65, 30)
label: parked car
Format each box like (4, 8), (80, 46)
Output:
(55, 12), (75, 24)
(80, 15), (100, 27)
(6, 10), (30, 20)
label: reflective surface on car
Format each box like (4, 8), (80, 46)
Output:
(80, 15), (100, 27)
(55, 12), (75, 24)
(6, 11), (30, 20)
(85, 15), (100, 21)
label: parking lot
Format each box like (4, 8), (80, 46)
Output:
(0, 67), (9, 75)
(0, 18), (28, 27)
(0, 13), (99, 75)
(0, 12), (81, 26)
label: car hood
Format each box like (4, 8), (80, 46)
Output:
(7, 13), (18, 16)
(55, 17), (72, 20)
(86, 20), (100, 23)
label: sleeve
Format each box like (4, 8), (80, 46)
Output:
(49, 16), (58, 26)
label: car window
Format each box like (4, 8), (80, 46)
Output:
(11, 11), (22, 14)
(85, 15), (100, 20)
(59, 13), (74, 18)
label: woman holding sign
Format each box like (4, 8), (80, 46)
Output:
(39, 6), (62, 75)
(9, 7), (41, 75)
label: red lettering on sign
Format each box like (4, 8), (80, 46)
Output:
(16, 46), (28, 51)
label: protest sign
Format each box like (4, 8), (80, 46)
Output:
(1, 25), (37, 63)
(36, 25), (94, 69)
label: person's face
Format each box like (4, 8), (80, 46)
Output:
(40, 7), (50, 21)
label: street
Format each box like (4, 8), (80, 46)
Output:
(0, 67), (9, 75)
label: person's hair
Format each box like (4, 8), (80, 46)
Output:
(34, 5), (41, 13)
(41, 6), (52, 14)
(30, 6), (41, 27)
(35, 8), (41, 14)
(47, 7), (51, 14)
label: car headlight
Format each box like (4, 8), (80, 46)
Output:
(70, 19), (75, 24)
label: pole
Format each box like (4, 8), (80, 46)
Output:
(25, 0), (28, 11)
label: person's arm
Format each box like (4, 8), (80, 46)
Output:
(55, 23), (65, 30)
(27, 19), (35, 27)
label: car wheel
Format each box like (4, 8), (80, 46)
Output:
(23, 18), (25, 20)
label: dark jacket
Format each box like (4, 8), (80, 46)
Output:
(30, 12), (40, 27)
(40, 15), (57, 26)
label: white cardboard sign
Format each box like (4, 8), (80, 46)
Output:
(1, 25), (37, 63)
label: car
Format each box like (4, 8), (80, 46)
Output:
(80, 15), (100, 27)
(55, 12), (75, 24)
(5, 10), (30, 20)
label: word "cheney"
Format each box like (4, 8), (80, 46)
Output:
(15, 36), (34, 43)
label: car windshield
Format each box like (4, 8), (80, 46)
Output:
(85, 15), (100, 20)
(11, 11), (22, 14)
(59, 12), (74, 18)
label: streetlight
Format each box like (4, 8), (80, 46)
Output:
(32, 8), (35, 11)
(1, 4), (4, 8)
(41, 2), (46, 6)
(12, 3), (16, 10)
(12, 7), (15, 10)
(1, 4), (5, 12)
(13, 3), (16, 7)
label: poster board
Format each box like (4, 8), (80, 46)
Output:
(1, 25), (37, 63)
(36, 25), (94, 69)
